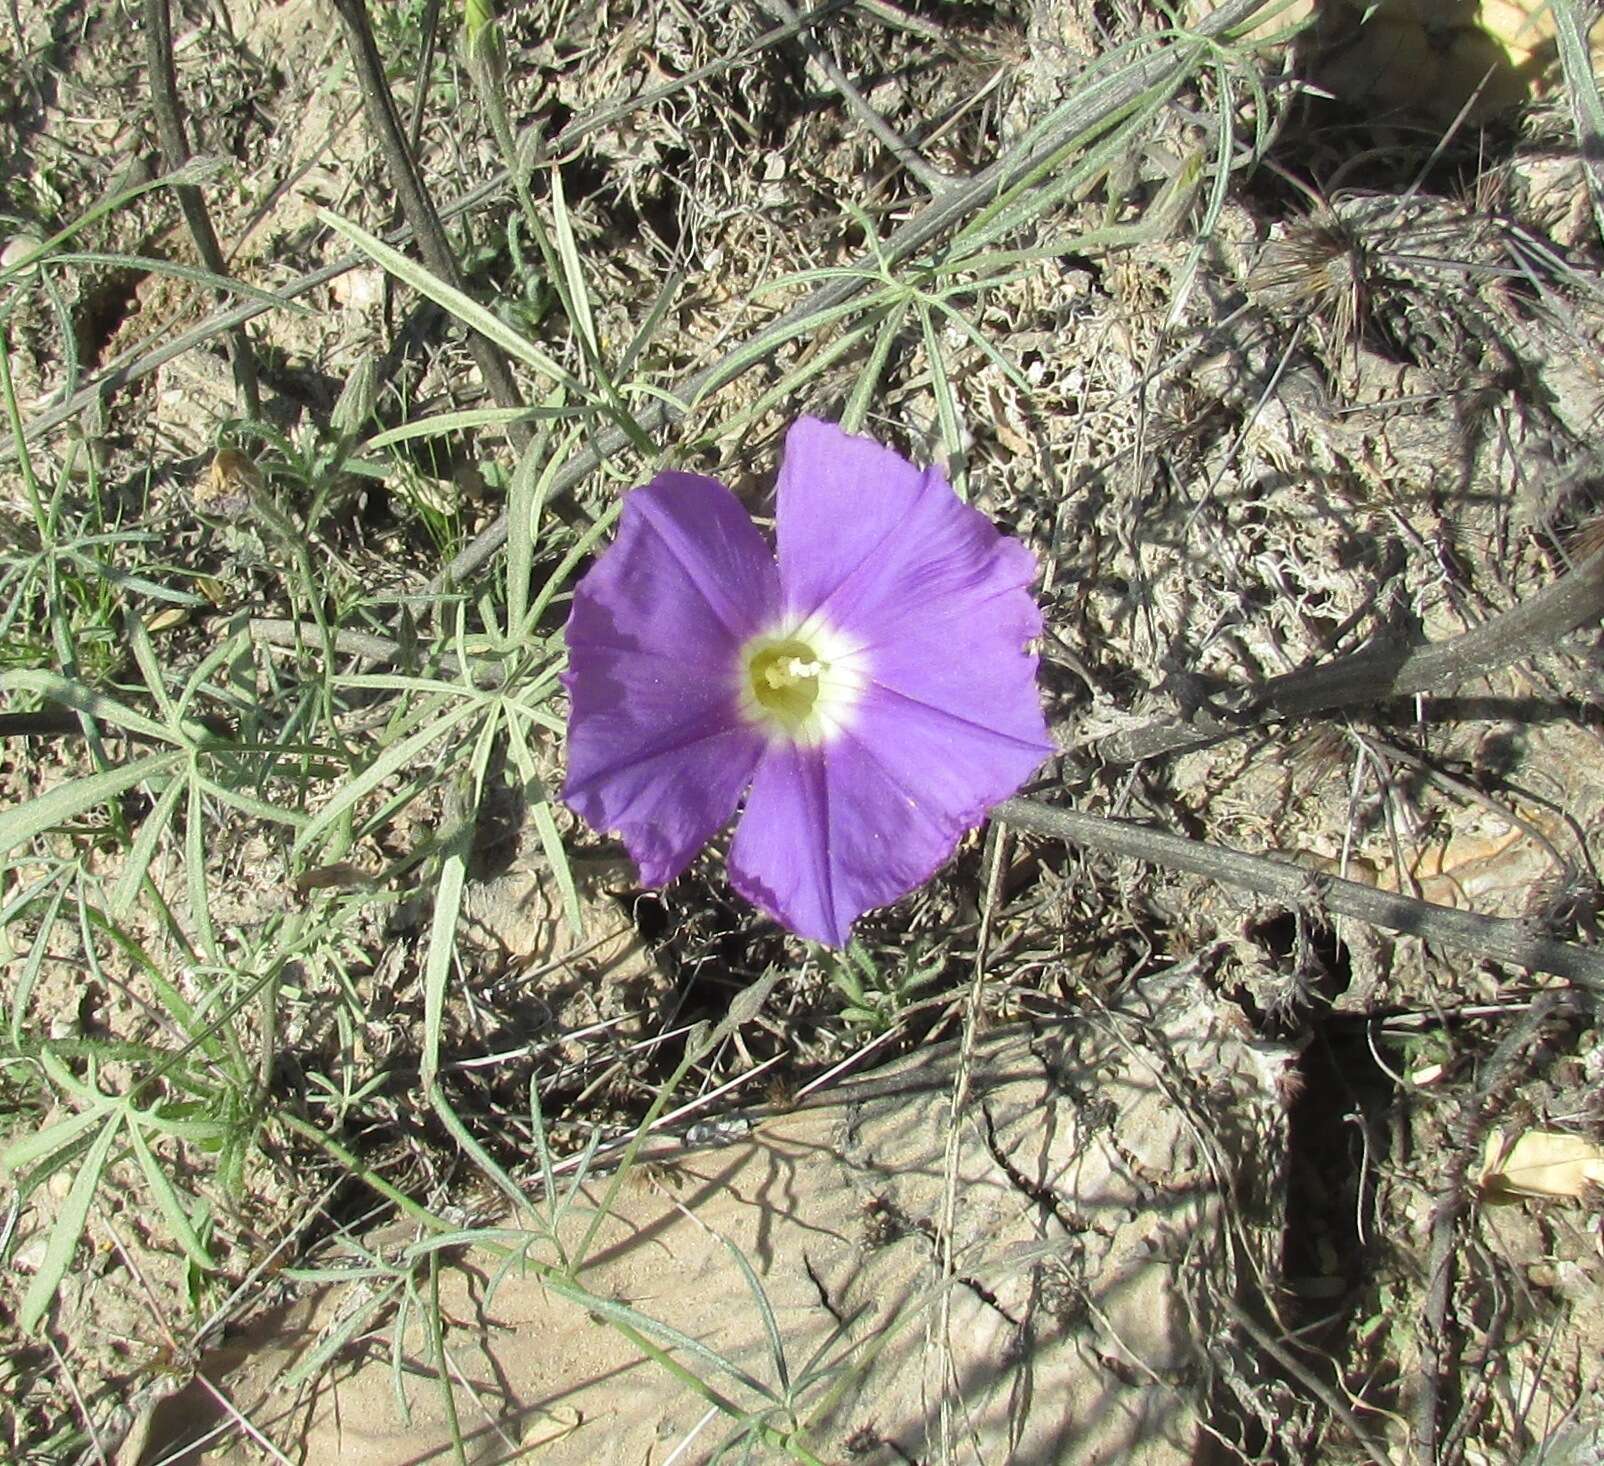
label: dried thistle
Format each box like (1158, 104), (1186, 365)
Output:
(1249, 214), (1367, 371)
(1281, 725), (1350, 787)
(1565, 513), (1604, 566)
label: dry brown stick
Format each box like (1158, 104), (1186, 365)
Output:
(1223, 1301), (1395, 1466)
(1096, 547), (1604, 765)
(248, 618), (403, 662)
(756, 0), (952, 192)
(1412, 992), (1576, 1465)
(995, 797), (1604, 993)
(142, 0), (261, 418)
(328, 0), (532, 452)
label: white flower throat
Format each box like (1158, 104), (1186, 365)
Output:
(739, 618), (865, 744)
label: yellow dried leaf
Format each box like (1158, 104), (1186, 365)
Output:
(1478, 1129), (1604, 1204)
(193, 575), (230, 607)
(291, 862), (376, 895)
(144, 607), (189, 633)
(520, 1405), (582, 1450)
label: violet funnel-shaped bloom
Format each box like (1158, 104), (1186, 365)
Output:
(561, 417), (1051, 945)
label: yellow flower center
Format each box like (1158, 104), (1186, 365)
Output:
(747, 639), (824, 724)
(739, 620), (865, 744)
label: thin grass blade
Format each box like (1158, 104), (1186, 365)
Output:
(840, 298), (911, 434)
(419, 712), (500, 1090)
(317, 209), (582, 394)
(110, 774), (184, 920)
(292, 700), (481, 859)
(1, 670), (172, 744)
(504, 711), (581, 937)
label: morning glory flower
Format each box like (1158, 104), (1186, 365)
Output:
(561, 417), (1051, 946)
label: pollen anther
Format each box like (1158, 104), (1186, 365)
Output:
(739, 623), (863, 742)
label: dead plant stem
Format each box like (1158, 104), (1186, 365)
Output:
(1098, 546), (1604, 764)
(329, 0), (532, 452)
(995, 798), (1604, 993)
(757, 0), (952, 192)
(142, 0), (261, 417)
(1224, 1302), (1394, 1466)
(1412, 992), (1577, 1464)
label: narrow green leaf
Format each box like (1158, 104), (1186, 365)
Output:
(62, 552), (205, 606)
(419, 712), (500, 1091)
(525, 500), (621, 628)
(840, 298), (911, 435)
(689, 295), (873, 408)
(617, 269), (683, 379)
(537, 1271), (778, 1404)
(110, 774), (184, 919)
(292, 701), (481, 859)
(0, 1101), (109, 1176)
(428, 1087), (534, 1221)
(722, 1234), (790, 1397)
(917, 300), (966, 499)
(926, 296), (1031, 392)
(42, 252), (310, 313)
(19, 1114), (120, 1332)
(194, 774), (308, 829)
(528, 1076), (567, 1258)
(503, 711), (581, 937)
(127, 1119), (216, 1270)
(502, 435), (543, 644)
(0, 670), (171, 744)
(187, 769), (219, 964)
(126, 1106), (231, 1143)
(420, 840), (468, 1098)
(7, 881), (65, 1044)
(362, 405), (561, 451)
(176, 622), (253, 723)
(127, 615), (180, 730)
(719, 319), (877, 440)
(282, 1278), (406, 1389)
(0, 751), (183, 858)
(81, 907), (221, 1061)
(0, 158), (237, 284)
(1552, 0), (1604, 245)
(548, 168), (598, 356)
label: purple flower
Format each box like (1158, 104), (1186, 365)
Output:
(561, 418), (1051, 946)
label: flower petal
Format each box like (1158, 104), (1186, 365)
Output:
(728, 683), (1048, 945)
(563, 472), (778, 885)
(848, 575), (1049, 760)
(776, 412), (1049, 799)
(775, 418), (1043, 660)
(727, 419), (1051, 943)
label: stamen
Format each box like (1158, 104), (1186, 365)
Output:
(739, 624), (864, 742)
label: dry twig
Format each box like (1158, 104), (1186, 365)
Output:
(328, 0), (532, 450)
(1413, 993), (1578, 1465)
(1096, 546), (1604, 764)
(142, 0), (261, 416)
(996, 798), (1604, 993)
